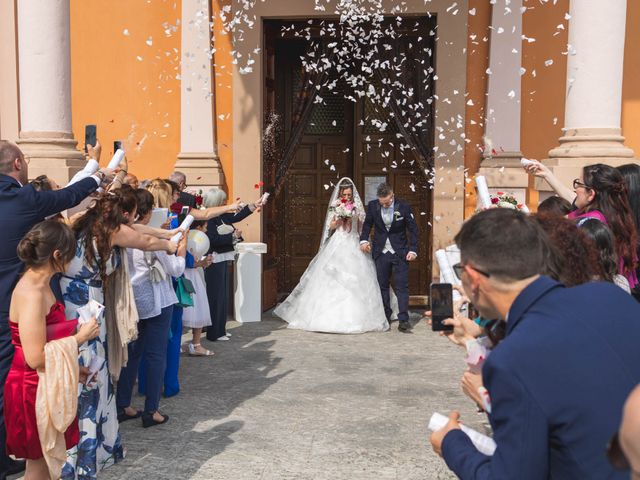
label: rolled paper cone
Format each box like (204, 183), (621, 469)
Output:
(435, 249), (462, 300)
(107, 149), (126, 169)
(261, 192), (270, 204)
(520, 203), (530, 214)
(67, 159), (100, 185)
(521, 158), (534, 166)
(171, 214), (194, 243)
(428, 412), (497, 456)
(475, 176), (492, 209)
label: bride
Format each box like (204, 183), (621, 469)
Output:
(274, 178), (389, 333)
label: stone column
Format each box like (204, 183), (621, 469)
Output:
(0, 1), (20, 143)
(175, 0), (224, 191)
(541, 0), (635, 192)
(478, 0), (528, 206)
(16, 0), (85, 184)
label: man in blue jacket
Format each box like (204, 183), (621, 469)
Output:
(359, 182), (419, 332)
(0, 140), (112, 478)
(431, 208), (640, 479)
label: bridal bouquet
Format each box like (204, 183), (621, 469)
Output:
(489, 192), (527, 211)
(330, 198), (356, 219)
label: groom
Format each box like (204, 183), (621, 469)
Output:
(360, 182), (418, 331)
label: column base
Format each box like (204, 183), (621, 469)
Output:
(16, 131), (85, 185)
(477, 151), (529, 206)
(175, 152), (225, 192)
(538, 128), (638, 194)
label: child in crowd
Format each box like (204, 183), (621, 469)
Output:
(182, 221), (215, 356)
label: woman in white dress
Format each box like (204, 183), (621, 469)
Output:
(274, 178), (389, 333)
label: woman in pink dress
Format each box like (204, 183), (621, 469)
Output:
(5, 220), (99, 479)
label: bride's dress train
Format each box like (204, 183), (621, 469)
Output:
(274, 224), (389, 333)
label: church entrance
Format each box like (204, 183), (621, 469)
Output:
(263, 17), (436, 302)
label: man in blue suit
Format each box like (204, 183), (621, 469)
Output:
(360, 182), (418, 332)
(430, 208), (640, 479)
(0, 140), (111, 478)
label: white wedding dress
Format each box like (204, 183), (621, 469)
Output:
(274, 178), (389, 334)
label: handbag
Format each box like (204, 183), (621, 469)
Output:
(176, 276), (195, 308)
(143, 252), (166, 283)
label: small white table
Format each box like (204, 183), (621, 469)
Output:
(234, 242), (267, 323)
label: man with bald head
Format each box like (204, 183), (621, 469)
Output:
(0, 140), (112, 478)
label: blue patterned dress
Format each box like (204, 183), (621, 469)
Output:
(60, 241), (124, 479)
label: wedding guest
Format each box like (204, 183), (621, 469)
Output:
(203, 188), (265, 342)
(61, 187), (177, 478)
(0, 140), (110, 478)
(118, 188), (187, 427)
(617, 163), (640, 299)
(430, 208), (640, 480)
(5, 221), (100, 480)
(182, 221), (214, 356)
(579, 217), (631, 292)
(169, 171), (197, 208)
(536, 195), (571, 216)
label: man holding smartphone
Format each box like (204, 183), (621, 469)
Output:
(430, 208), (640, 480)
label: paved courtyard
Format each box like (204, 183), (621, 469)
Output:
(96, 312), (486, 479)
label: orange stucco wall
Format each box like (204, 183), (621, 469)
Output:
(70, 0), (181, 180)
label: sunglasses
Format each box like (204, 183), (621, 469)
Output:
(572, 178), (592, 190)
(452, 262), (491, 279)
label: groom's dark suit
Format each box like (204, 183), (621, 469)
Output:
(360, 198), (418, 323)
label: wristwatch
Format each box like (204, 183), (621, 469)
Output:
(95, 171), (105, 182)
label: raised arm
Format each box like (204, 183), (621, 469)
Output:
(440, 362), (549, 480)
(131, 223), (180, 240)
(111, 224), (177, 254)
(190, 200), (241, 221)
(523, 160), (575, 203)
(33, 175), (102, 219)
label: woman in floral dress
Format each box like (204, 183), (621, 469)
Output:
(60, 188), (177, 479)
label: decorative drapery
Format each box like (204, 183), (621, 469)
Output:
(273, 43), (336, 195)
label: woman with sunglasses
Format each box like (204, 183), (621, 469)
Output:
(526, 161), (638, 289)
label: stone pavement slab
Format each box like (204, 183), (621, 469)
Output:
(93, 313), (489, 480)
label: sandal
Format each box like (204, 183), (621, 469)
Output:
(117, 408), (142, 423)
(142, 411), (169, 428)
(188, 343), (215, 356)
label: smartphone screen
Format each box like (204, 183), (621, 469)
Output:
(113, 140), (122, 153)
(431, 283), (454, 332)
(85, 125), (97, 152)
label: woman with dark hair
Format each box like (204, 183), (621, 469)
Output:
(5, 221), (99, 479)
(617, 163), (640, 299)
(60, 189), (177, 479)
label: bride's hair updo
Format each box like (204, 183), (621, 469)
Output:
(17, 220), (76, 271)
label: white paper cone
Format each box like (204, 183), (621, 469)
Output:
(428, 412), (497, 456)
(475, 176), (492, 209)
(435, 249), (462, 301)
(171, 214), (194, 243)
(108, 149), (126, 169)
